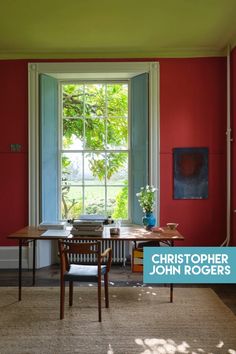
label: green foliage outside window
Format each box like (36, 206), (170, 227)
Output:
(61, 83), (129, 220)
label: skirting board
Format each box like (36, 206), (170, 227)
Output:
(0, 241), (59, 269)
(0, 246), (29, 269)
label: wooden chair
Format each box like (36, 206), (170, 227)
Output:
(58, 239), (112, 322)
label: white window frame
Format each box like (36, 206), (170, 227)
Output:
(28, 62), (160, 228)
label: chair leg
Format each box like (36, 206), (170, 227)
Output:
(60, 279), (65, 320)
(69, 281), (73, 306)
(98, 279), (102, 322)
(104, 273), (109, 308)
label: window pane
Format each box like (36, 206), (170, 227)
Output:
(106, 152), (128, 182)
(63, 84), (84, 117)
(61, 153), (83, 185)
(84, 153), (105, 185)
(107, 152), (128, 185)
(60, 81), (129, 221)
(85, 118), (105, 150)
(107, 118), (128, 150)
(61, 186), (83, 219)
(107, 186), (128, 219)
(107, 83), (128, 117)
(84, 84), (105, 117)
(84, 187), (105, 215)
(63, 119), (84, 150)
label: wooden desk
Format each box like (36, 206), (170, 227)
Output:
(8, 226), (184, 302)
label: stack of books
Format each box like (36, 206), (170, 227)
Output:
(71, 220), (104, 237)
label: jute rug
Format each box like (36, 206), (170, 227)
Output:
(0, 287), (236, 354)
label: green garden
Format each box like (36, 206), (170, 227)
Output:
(61, 82), (129, 220)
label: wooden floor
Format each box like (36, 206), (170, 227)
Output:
(0, 264), (236, 315)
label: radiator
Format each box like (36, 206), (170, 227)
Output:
(69, 240), (126, 264)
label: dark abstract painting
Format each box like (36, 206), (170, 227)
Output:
(173, 147), (208, 199)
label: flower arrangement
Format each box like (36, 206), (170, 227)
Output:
(136, 185), (156, 214)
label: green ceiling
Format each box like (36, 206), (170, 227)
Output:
(1, 0), (236, 59)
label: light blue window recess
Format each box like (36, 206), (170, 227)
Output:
(39, 74), (59, 222)
(130, 73), (149, 225)
(39, 73), (149, 224)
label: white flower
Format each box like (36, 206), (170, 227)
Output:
(136, 185), (157, 213)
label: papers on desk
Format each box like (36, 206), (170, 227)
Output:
(41, 229), (70, 237)
(38, 221), (66, 230)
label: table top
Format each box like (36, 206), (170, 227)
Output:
(8, 225), (184, 242)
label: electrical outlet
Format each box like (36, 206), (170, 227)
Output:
(10, 144), (22, 152)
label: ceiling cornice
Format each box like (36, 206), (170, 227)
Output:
(0, 47), (228, 60)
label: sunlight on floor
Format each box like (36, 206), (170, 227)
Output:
(107, 339), (236, 354)
(132, 338), (236, 354)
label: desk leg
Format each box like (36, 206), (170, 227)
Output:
(18, 239), (22, 301)
(170, 284), (173, 303)
(32, 240), (36, 286)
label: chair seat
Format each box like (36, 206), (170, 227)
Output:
(64, 264), (107, 281)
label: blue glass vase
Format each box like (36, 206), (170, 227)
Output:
(142, 212), (156, 230)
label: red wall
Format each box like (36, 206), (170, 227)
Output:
(0, 61), (28, 246)
(159, 58), (227, 246)
(0, 57), (228, 246)
(231, 48), (236, 246)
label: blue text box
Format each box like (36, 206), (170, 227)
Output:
(143, 247), (236, 283)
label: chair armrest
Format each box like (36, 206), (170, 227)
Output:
(101, 247), (112, 272)
(101, 248), (112, 257)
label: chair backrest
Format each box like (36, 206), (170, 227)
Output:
(58, 240), (102, 274)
